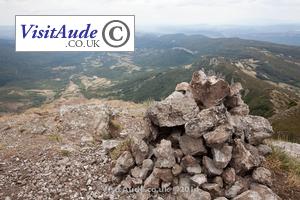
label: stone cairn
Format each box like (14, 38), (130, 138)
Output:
(111, 70), (281, 200)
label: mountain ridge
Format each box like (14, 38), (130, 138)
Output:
(0, 34), (300, 142)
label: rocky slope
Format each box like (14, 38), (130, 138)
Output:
(0, 98), (149, 200)
(0, 71), (298, 199)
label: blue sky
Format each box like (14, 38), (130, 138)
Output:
(0, 0), (300, 26)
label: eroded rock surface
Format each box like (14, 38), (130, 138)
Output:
(146, 91), (199, 127)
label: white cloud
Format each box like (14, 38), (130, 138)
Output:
(0, 0), (300, 26)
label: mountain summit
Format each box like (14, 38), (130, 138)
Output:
(111, 70), (279, 199)
(0, 70), (298, 199)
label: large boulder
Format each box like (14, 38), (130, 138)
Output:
(252, 167), (272, 186)
(181, 155), (202, 174)
(147, 91), (199, 127)
(131, 159), (153, 180)
(247, 131), (273, 146)
(222, 168), (236, 185)
(153, 139), (176, 168)
(190, 174), (207, 186)
(225, 94), (250, 116)
(202, 183), (223, 197)
(229, 115), (273, 145)
(225, 179), (248, 198)
(213, 176), (224, 188)
(130, 136), (149, 165)
(112, 151), (135, 176)
(203, 125), (232, 147)
(175, 82), (192, 94)
(190, 70), (230, 108)
(172, 164), (183, 176)
(231, 139), (261, 174)
(173, 175), (193, 199)
(257, 144), (272, 156)
(229, 104), (250, 116)
(203, 156), (223, 176)
(224, 82), (251, 116)
(229, 82), (243, 97)
(245, 116), (273, 133)
(144, 173), (160, 189)
(152, 168), (174, 183)
(224, 94), (244, 109)
(212, 145), (233, 169)
(250, 183), (281, 200)
(179, 135), (207, 156)
(185, 105), (228, 138)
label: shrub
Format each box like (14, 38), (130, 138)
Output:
(60, 149), (71, 157)
(48, 134), (62, 143)
(266, 146), (300, 186)
(108, 118), (123, 138)
(109, 138), (131, 160)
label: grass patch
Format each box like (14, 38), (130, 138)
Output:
(48, 134), (63, 143)
(109, 138), (131, 160)
(271, 133), (299, 144)
(142, 98), (155, 108)
(108, 118), (123, 138)
(100, 131), (112, 140)
(271, 104), (300, 144)
(60, 149), (71, 157)
(265, 146), (300, 186)
(110, 119), (122, 130)
(0, 143), (5, 150)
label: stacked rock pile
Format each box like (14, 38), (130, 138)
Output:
(111, 70), (281, 200)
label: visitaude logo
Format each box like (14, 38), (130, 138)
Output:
(15, 15), (135, 52)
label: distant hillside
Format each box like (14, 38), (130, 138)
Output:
(270, 104), (300, 143)
(149, 24), (300, 46)
(0, 34), (300, 142)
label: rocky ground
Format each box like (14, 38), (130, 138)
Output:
(0, 98), (149, 200)
(0, 71), (300, 200)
